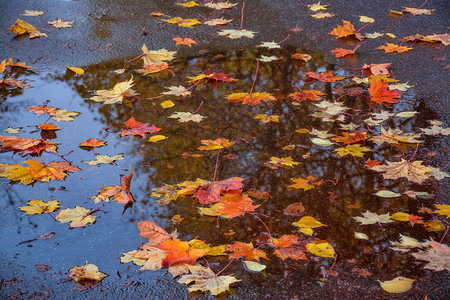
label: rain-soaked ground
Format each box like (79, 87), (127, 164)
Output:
(1, 1), (449, 299)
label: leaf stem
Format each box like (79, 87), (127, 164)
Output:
(276, 34), (291, 44)
(238, 2), (245, 30)
(249, 58), (260, 99)
(407, 142), (420, 162)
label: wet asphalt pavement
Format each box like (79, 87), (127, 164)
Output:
(1, 0), (449, 299)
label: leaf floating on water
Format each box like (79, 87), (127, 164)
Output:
(306, 241), (335, 258)
(56, 206), (96, 228)
(19, 200), (60, 215)
(69, 263), (107, 282)
(352, 211), (394, 225)
(373, 190), (401, 198)
(378, 276), (415, 293)
(243, 260), (266, 272)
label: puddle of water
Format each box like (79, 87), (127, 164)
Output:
(0, 45), (447, 297)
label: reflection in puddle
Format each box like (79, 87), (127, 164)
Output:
(1, 45), (446, 296)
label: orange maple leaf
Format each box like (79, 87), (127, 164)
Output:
(226, 92), (276, 105)
(408, 214), (423, 226)
(289, 175), (322, 191)
(225, 242), (267, 262)
(197, 138), (235, 150)
(193, 177), (244, 204)
(26, 159), (80, 181)
(369, 77), (401, 104)
(157, 238), (210, 267)
(216, 192), (260, 218)
(288, 90), (325, 102)
(173, 36), (197, 47)
(37, 123), (60, 131)
(332, 131), (367, 144)
(304, 71), (345, 83)
(331, 43), (361, 58)
(136, 220), (172, 246)
(137, 63), (172, 75)
(270, 235), (307, 260)
(187, 69), (235, 87)
(377, 43), (413, 53)
(0, 135), (57, 156)
(121, 117), (161, 137)
(329, 20), (364, 40)
(117, 168), (134, 204)
(362, 63), (391, 76)
(79, 138), (106, 148)
(365, 159), (381, 168)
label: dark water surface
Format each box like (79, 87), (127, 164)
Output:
(1, 42), (449, 299)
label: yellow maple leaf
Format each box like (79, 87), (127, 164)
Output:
(18, 200), (60, 215)
(334, 144), (371, 157)
(90, 77), (137, 104)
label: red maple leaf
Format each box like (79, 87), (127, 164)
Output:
(121, 117), (161, 137)
(304, 71), (345, 83)
(193, 177), (244, 204)
(136, 220), (172, 246)
(288, 90), (325, 102)
(332, 131), (367, 144)
(369, 77), (401, 104)
(157, 238), (210, 267)
(270, 235), (307, 260)
(188, 69), (235, 87)
(216, 192), (260, 218)
(225, 242), (267, 262)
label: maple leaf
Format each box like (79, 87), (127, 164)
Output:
(90, 77), (137, 104)
(83, 154), (123, 165)
(304, 71), (345, 83)
(0, 135), (57, 156)
(259, 55), (280, 62)
(162, 85), (191, 97)
(352, 211), (394, 225)
(79, 138), (106, 148)
(259, 41), (281, 49)
(188, 69), (236, 87)
(126, 247), (168, 271)
(151, 184), (179, 205)
(390, 212), (423, 226)
(68, 263), (107, 282)
(226, 92), (276, 105)
(136, 220), (173, 247)
(308, 2), (328, 11)
(289, 176), (322, 191)
(270, 235), (307, 260)
(193, 177), (244, 204)
(27, 105), (79, 122)
(48, 19), (74, 28)
(421, 125), (450, 136)
(5, 127), (23, 134)
(402, 7), (435, 16)
(22, 10), (44, 16)
(178, 264), (240, 296)
(371, 159), (432, 184)
(371, 126), (422, 145)
(197, 138), (235, 150)
(288, 90), (325, 102)
(56, 206), (96, 228)
(334, 144), (371, 157)
(121, 117), (161, 137)
(204, 18), (232, 26)
(141, 45), (176, 65)
(218, 29), (256, 39)
(332, 44), (361, 58)
(0, 78), (31, 89)
(5, 58), (34, 69)
(163, 17), (201, 27)
(8, 19), (47, 38)
(306, 241), (335, 258)
(253, 114), (279, 123)
(420, 34), (450, 46)
(216, 192), (260, 218)
(204, 1), (238, 10)
(173, 37), (197, 47)
(269, 156), (300, 167)
(434, 204), (450, 218)
(90, 185), (122, 203)
(390, 234), (430, 252)
(169, 112), (205, 123)
(18, 200), (60, 215)
(157, 238), (210, 267)
(377, 43), (413, 53)
(226, 242), (267, 262)
(329, 20), (364, 40)
(291, 53), (312, 62)
(311, 12), (335, 19)
(369, 77), (401, 104)
(332, 131), (367, 144)
(137, 63), (172, 75)
(412, 241), (450, 272)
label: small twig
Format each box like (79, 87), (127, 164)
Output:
(249, 58), (260, 98)
(276, 34), (290, 44)
(238, 2), (245, 30)
(407, 143), (420, 162)
(418, 0), (429, 9)
(191, 101), (204, 114)
(377, 220), (385, 231)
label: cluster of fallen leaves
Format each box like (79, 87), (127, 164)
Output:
(2, 0), (449, 296)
